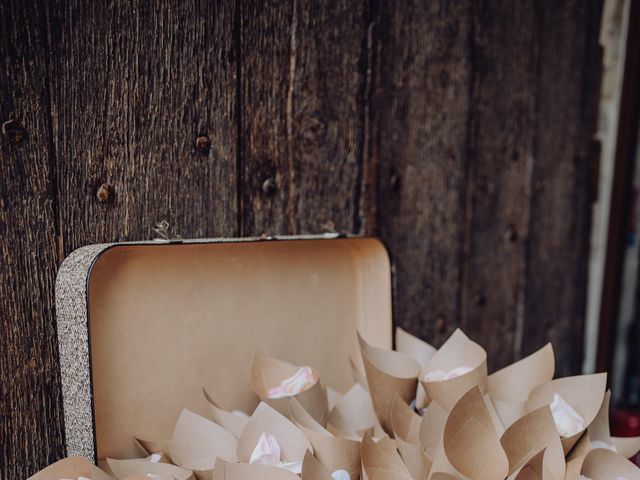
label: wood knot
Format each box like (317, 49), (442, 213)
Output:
(435, 316), (447, 334)
(2, 119), (26, 143)
(195, 135), (211, 153)
(96, 183), (115, 204)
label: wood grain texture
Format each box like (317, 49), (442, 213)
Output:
(522, 0), (603, 376)
(459, 0), (537, 370)
(374, 0), (473, 347)
(48, 0), (238, 256)
(239, 0), (367, 235)
(0, 0), (65, 477)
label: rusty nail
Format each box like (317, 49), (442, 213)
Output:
(262, 177), (277, 196)
(195, 135), (211, 153)
(2, 119), (26, 143)
(96, 183), (114, 204)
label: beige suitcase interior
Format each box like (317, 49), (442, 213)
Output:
(56, 236), (392, 463)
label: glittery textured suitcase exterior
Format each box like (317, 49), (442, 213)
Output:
(55, 233), (393, 464)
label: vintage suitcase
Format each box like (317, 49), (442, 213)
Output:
(55, 232), (392, 466)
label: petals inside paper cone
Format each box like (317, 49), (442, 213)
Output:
(268, 367), (318, 398)
(550, 393), (585, 437)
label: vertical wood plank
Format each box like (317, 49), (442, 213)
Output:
(375, 0), (473, 347)
(239, 0), (368, 236)
(0, 1), (65, 477)
(49, 0), (238, 256)
(523, 0), (603, 376)
(459, 0), (538, 370)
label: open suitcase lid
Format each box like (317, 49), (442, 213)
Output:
(55, 235), (392, 462)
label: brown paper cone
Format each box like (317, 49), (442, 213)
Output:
(487, 344), (554, 428)
(395, 327), (437, 368)
(27, 457), (112, 480)
(215, 459), (301, 480)
(391, 395), (422, 445)
(251, 353), (329, 425)
(327, 387), (342, 411)
(170, 409), (238, 477)
(358, 332), (421, 435)
(589, 390), (640, 458)
(326, 382), (383, 439)
(301, 450), (334, 480)
(107, 457), (195, 480)
(203, 388), (251, 439)
(236, 401), (312, 464)
(580, 448), (640, 479)
(499, 406), (565, 480)
(511, 448), (545, 480)
(361, 430), (413, 480)
(419, 329), (488, 412)
(134, 436), (172, 457)
(429, 386), (509, 480)
(289, 398), (361, 478)
(418, 401), (448, 461)
(351, 356), (370, 391)
(526, 373), (607, 454)
(390, 395), (432, 479)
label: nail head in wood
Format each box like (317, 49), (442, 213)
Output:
(262, 177), (277, 196)
(195, 135), (211, 153)
(2, 119), (26, 143)
(96, 183), (114, 204)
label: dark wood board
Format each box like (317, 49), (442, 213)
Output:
(0, 0), (604, 476)
(239, 0), (368, 235)
(0, 0), (65, 477)
(522, 0), (603, 376)
(374, 0), (474, 348)
(48, 0), (239, 255)
(459, 0), (538, 370)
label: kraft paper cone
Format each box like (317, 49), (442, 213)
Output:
(27, 457), (112, 480)
(391, 394), (422, 445)
(358, 332), (421, 435)
(419, 400), (448, 460)
(351, 357), (370, 391)
(361, 430), (413, 480)
(488, 344), (554, 428)
(420, 329), (488, 412)
(301, 450), (334, 480)
(526, 373), (606, 454)
(429, 386), (509, 480)
(214, 459), (301, 480)
(170, 409), (238, 477)
(580, 448), (640, 479)
(563, 433), (591, 480)
(589, 390), (640, 458)
(107, 457), (195, 480)
(499, 406), (565, 480)
(289, 398), (361, 478)
(134, 436), (171, 457)
(203, 388), (251, 439)
(326, 382), (382, 439)
(391, 395), (432, 480)
(395, 327), (437, 368)
(251, 353), (329, 424)
(511, 448), (545, 480)
(236, 401), (312, 464)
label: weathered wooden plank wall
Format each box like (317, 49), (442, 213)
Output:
(0, 0), (603, 477)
